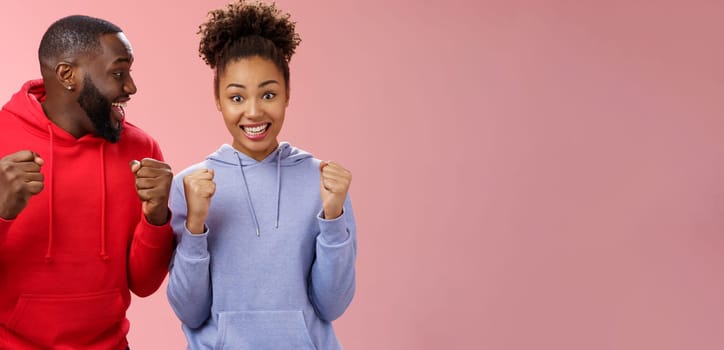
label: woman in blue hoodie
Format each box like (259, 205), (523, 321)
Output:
(166, 1), (356, 349)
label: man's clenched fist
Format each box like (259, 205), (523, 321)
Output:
(130, 158), (173, 226)
(0, 150), (44, 219)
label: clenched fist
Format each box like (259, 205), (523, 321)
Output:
(130, 158), (173, 226)
(319, 161), (351, 220)
(0, 150), (44, 219)
(183, 168), (216, 234)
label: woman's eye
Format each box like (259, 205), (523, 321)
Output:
(262, 92), (276, 100)
(231, 95), (243, 102)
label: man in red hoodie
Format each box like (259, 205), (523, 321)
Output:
(0, 15), (174, 349)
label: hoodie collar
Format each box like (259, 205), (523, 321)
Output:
(4, 79), (118, 146)
(205, 142), (312, 236)
(207, 142), (312, 167)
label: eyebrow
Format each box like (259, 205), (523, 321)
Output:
(112, 57), (133, 65)
(225, 80), (281, 90)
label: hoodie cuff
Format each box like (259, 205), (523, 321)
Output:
(136, 212), (174, 248)
(317, 209), (351, 245)
(177, 224), (210, 259)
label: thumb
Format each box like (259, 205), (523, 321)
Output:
(129, 160), (141, 174)
(319, 167), (331, 193)
(319, 160), (329, 173)
(319, 161), (332, 191)
(32, 152), (44, 166)
(320, 176), (329, 194)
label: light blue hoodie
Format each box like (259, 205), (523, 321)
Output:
(167, 142), (356, 350)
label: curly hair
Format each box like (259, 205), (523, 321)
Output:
(198, 0), (301, 94)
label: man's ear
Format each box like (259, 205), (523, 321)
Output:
(55, 61), (76, 91)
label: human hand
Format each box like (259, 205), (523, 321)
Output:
(0, 150), (44, 219)
(130, 158), (173, 226)
(183, 168), (216, 234)
(319, 161), (351, 220)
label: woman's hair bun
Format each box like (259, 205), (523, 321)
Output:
(198, 0), (301, 68)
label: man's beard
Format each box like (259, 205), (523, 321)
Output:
(77, 76), (121, 143)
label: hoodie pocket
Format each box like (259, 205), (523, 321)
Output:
(8, 289), (125, 346)
(216, 310), (316, 350)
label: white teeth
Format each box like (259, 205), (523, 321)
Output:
(112, 102), (127, 108)
(243, 124), (268, 135)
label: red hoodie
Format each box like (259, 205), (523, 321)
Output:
(0, 80), (175, 349)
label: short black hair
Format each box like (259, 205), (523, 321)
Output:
(198, 0), (301, 95)
(38, 15), (122, 69)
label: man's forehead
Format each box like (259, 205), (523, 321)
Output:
(99, 32), (134, 61)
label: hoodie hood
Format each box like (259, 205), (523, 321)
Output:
(206, 142), (313, 236)
(3, 79), (112, 145)
(3, 79), (115, 261)
(3, 79), (49, 136)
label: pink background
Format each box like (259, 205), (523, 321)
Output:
(2, 0), (724, 349)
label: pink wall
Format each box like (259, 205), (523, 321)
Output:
(2, 1), (724, 349)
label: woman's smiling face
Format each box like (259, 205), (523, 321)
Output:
(216, 55), (288, 161)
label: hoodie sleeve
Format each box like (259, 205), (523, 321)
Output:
(308, 197), (357, 322)
(166, 177), (213, 329)
(128, 215), (175, 296)
(127, 141), (176, 297)
(0, 217), (13, 245)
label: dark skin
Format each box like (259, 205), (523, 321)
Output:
(0, 151), (44, 219)
(0, 33), (171, 225)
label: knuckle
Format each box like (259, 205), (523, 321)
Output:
(7, 173), (21, 184)
(0, 162), (13, 173)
